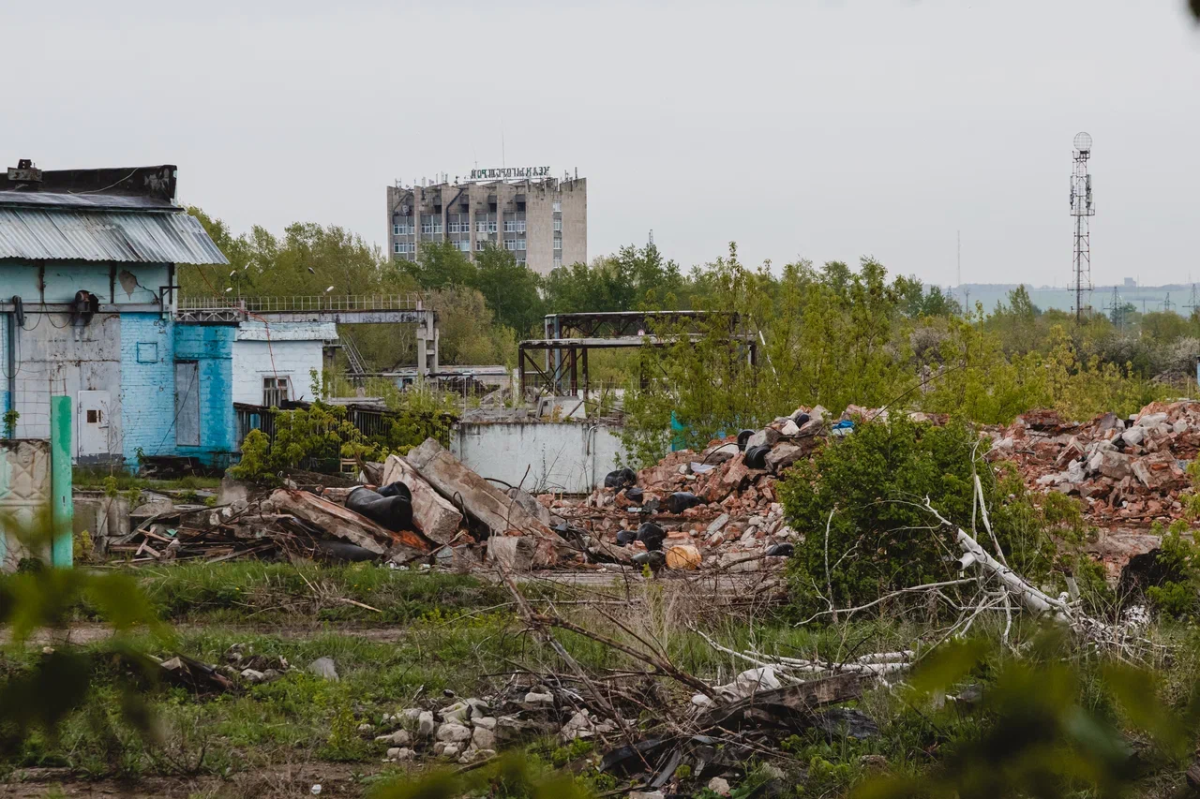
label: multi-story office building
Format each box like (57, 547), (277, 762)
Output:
(386, 169), (586, 276)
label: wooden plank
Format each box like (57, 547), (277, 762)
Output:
(381, 454), (464, 545)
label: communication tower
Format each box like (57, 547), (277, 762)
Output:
(1068, 132), (1095, 324)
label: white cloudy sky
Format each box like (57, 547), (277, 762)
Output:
(5, 1), (1199, 286)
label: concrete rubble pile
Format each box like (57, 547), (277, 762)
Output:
(360, 669), (874, 795)
(987, 400), (1200, 526)
(366, 680), (620, 766)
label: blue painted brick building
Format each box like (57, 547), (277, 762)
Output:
(0, 161), (232, 468)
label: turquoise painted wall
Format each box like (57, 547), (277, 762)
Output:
(173, 325), (236, 464)
(120, 313), (175, 465)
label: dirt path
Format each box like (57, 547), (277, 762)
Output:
(2, 762), (378, 798)
(0, 622), (426, 647)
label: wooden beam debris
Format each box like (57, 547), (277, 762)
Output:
(267, 489), (429, 561)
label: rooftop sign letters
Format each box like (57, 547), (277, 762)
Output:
(467, 166), (550, 181)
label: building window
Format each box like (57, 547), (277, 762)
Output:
(504, 220), (527, 233)
(553, 201), (561, 213)
(393, 224), (400, 236)
(517, 239), (526, 251)
(476, 220), (497, 234)
(263, 376), (290, 407)
(504, 239), (517, 251)
(476, 239), (487, 251)
(457, 240), (470, 252)
(553, 257), (562, 270)
(553, 237), (562, 251)
(553, 218), (562, 232)
(394, 242), (401, 254)
(394, 241), (414, 254)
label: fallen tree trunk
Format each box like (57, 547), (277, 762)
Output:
(954, 526), (1072, 619)
(381, 454), (463, 545)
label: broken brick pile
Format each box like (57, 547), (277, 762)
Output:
(546, 406), (849, 571)
(987, 400), (1200, 528)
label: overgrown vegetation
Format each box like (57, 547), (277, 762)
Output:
(229, 373), (456, 482)
(779, 417), (1098, 618)
(620, 255), (1175, 466)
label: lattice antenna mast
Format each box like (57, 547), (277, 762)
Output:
(1069, 132), (1095, 324)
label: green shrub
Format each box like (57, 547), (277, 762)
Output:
(780, 417), (1065, 618)
(1145, 523), (1200, 619)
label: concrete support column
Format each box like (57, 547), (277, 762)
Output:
(415, 308), (439, 377)
(50, 395), (73, 568)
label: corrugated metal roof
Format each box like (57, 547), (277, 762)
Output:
(0, 208), (228, 265)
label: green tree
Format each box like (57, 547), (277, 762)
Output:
(474, 245), (544, 336)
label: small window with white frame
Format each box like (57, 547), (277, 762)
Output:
(516, 239), (526, 251)
(263, 376), (290, 407)
(553, 256), (562, 270)
(553, 218), (562, 232)
(553, 201), (561, 213)
(553, 237), (562, 250)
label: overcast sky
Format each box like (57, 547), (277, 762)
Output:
(5, 1), (1199, 287)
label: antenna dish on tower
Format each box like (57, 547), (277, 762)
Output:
(1073, 131), (1093, 153)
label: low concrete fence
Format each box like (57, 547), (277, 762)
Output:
(451, 421), (623, 495)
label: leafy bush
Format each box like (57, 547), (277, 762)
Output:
(1145, 523), (1200, 619)
(779, 417), (1070, 618)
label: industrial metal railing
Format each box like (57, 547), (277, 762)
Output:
(178, 294), (427, 313)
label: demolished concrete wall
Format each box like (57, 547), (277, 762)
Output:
(451, 421), (622, 494)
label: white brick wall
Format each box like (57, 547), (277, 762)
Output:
(232, 340), (326, 405)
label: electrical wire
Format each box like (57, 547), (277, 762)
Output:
(68, 169), (138, 195)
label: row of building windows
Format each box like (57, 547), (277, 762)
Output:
(396, 238), (561, 255)
(397, 214), (562, 237)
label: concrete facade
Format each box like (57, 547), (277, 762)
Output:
(386, 176), (586, 276)
(232, 321), (335, 406)
(451, 420), (622, 494)
(0, 439), (51, 571)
